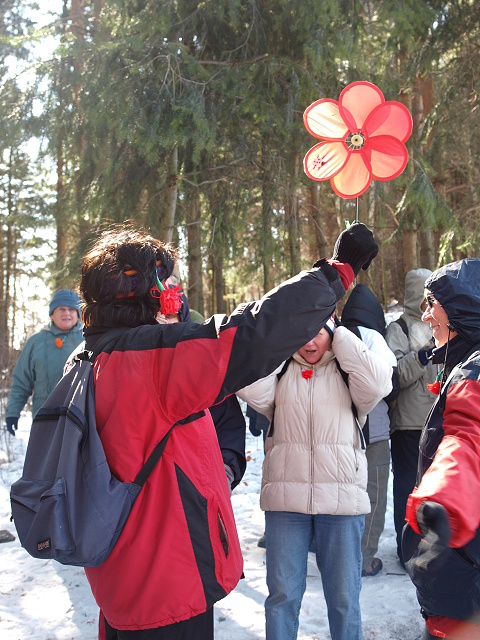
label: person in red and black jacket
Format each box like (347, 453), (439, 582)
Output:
(79, 222), (378, 640)
(403, 258), (480, 640)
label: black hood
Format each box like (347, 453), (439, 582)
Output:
(341, 283), (386, 336)
(425, 258), (480, 345)
(178, 292), (192, 323)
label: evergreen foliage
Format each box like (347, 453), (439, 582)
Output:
(1, 0), (479, 331)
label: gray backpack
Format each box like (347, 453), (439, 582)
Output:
(10, 356), (172, 567)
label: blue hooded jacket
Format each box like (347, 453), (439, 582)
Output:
(426, 258), (480, 346)
(404, 258), (480, 623)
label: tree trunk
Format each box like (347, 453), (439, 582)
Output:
(400, 86), (419, 274)
(93, 0), (105, 23)
(69, 0), (87, 264)
(260, 138), (274, 294)
(184, 149), (203, 315)
(403, 230), (417, 274)
(421, 228), (436, 271)
(286, 155), (300, 277)
(0, 224), (6, 359)
(71, 0), (86, 39)
(56, 147), (66, 259)
(54, 1), (70, 267)
(260, 183), (272, 294)
(187, 188), (203, 315)
(413, 75), (435, 270)
(309, 183), (329, 258)
(159, 145), (178, 244)
(213, 251), (226, 314)
(1, 147), (16, 354)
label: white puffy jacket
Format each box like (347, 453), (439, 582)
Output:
(238, 326), (392, 516)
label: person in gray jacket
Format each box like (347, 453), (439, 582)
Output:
(341, 284), (399, 577)
(385, 269), (438, 567)
(5, 289), (84, 436)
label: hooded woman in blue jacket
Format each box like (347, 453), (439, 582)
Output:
(403, 258), (480, 640)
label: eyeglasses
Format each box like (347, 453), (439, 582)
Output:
(426, 294), (436, 309)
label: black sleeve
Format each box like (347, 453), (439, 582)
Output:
(215, 263), (346, 401)
(209, 395), (246, 490)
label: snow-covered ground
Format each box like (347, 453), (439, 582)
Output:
(1, 402), (425, 640)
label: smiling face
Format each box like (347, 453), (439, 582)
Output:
(297, 328), (332, 365)
(421, 291), (457, 347)
(50, 306), (78, 332)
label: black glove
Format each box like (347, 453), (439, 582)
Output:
(418, 348), (433, 366)
(414, 501), (451, 570)
(6, 417), (18, 436)
(248, 411), (262, 437)
(332, 222), (379, 277)
(249, 422), (262, 437)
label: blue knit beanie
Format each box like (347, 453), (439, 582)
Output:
(49, 289), (81, 316)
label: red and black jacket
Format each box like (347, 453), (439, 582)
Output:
(404, 258), (480, 626)
(84, 261), (352, 631)
(404, 343), (480, 622)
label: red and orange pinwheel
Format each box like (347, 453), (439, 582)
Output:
(303, 81), (413, 199)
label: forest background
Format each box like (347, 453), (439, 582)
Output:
(0, 0), (479, 372)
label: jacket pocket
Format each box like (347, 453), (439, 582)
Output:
(11, 477), (74, 560)
(217, 510), (229, 558)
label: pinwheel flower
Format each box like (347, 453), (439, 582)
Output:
(303, 81), (413, 199)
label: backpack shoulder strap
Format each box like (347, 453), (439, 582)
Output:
(277, 357), (292, 382)
(394, 316), (409, 337)
(71, 351), (174, 490)
(133, 427), (174, 487)
(34, 359), (93, 423)
(133, 410), (207, 486)
(334, 359), (366, 450)
(267, 357), (293, 438)
(335, 358), (351, 392)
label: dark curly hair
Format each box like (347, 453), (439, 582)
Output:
(80, 225), (178, 328)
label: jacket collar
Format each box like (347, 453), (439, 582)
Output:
(292, 349), (335, 369)
(48, 319), (82, 336)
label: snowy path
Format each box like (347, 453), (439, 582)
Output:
(0, 413), (424, 640)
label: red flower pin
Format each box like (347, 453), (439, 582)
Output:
(303, 81), (412, 199)
(426, 381), (440, 395)
(427, 370), (443, 395)
(302, 369), (313, 380)
(55, 337), (63, 348)
(159, 286), (183, 316)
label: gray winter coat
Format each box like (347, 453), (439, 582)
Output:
(385, 269), (438, 432)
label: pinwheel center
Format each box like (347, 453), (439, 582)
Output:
(346, 132), (365, 150)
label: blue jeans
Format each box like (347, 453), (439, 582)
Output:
(265, 511), (364, 640)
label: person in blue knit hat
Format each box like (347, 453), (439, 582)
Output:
(5, 289), (84, 436)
